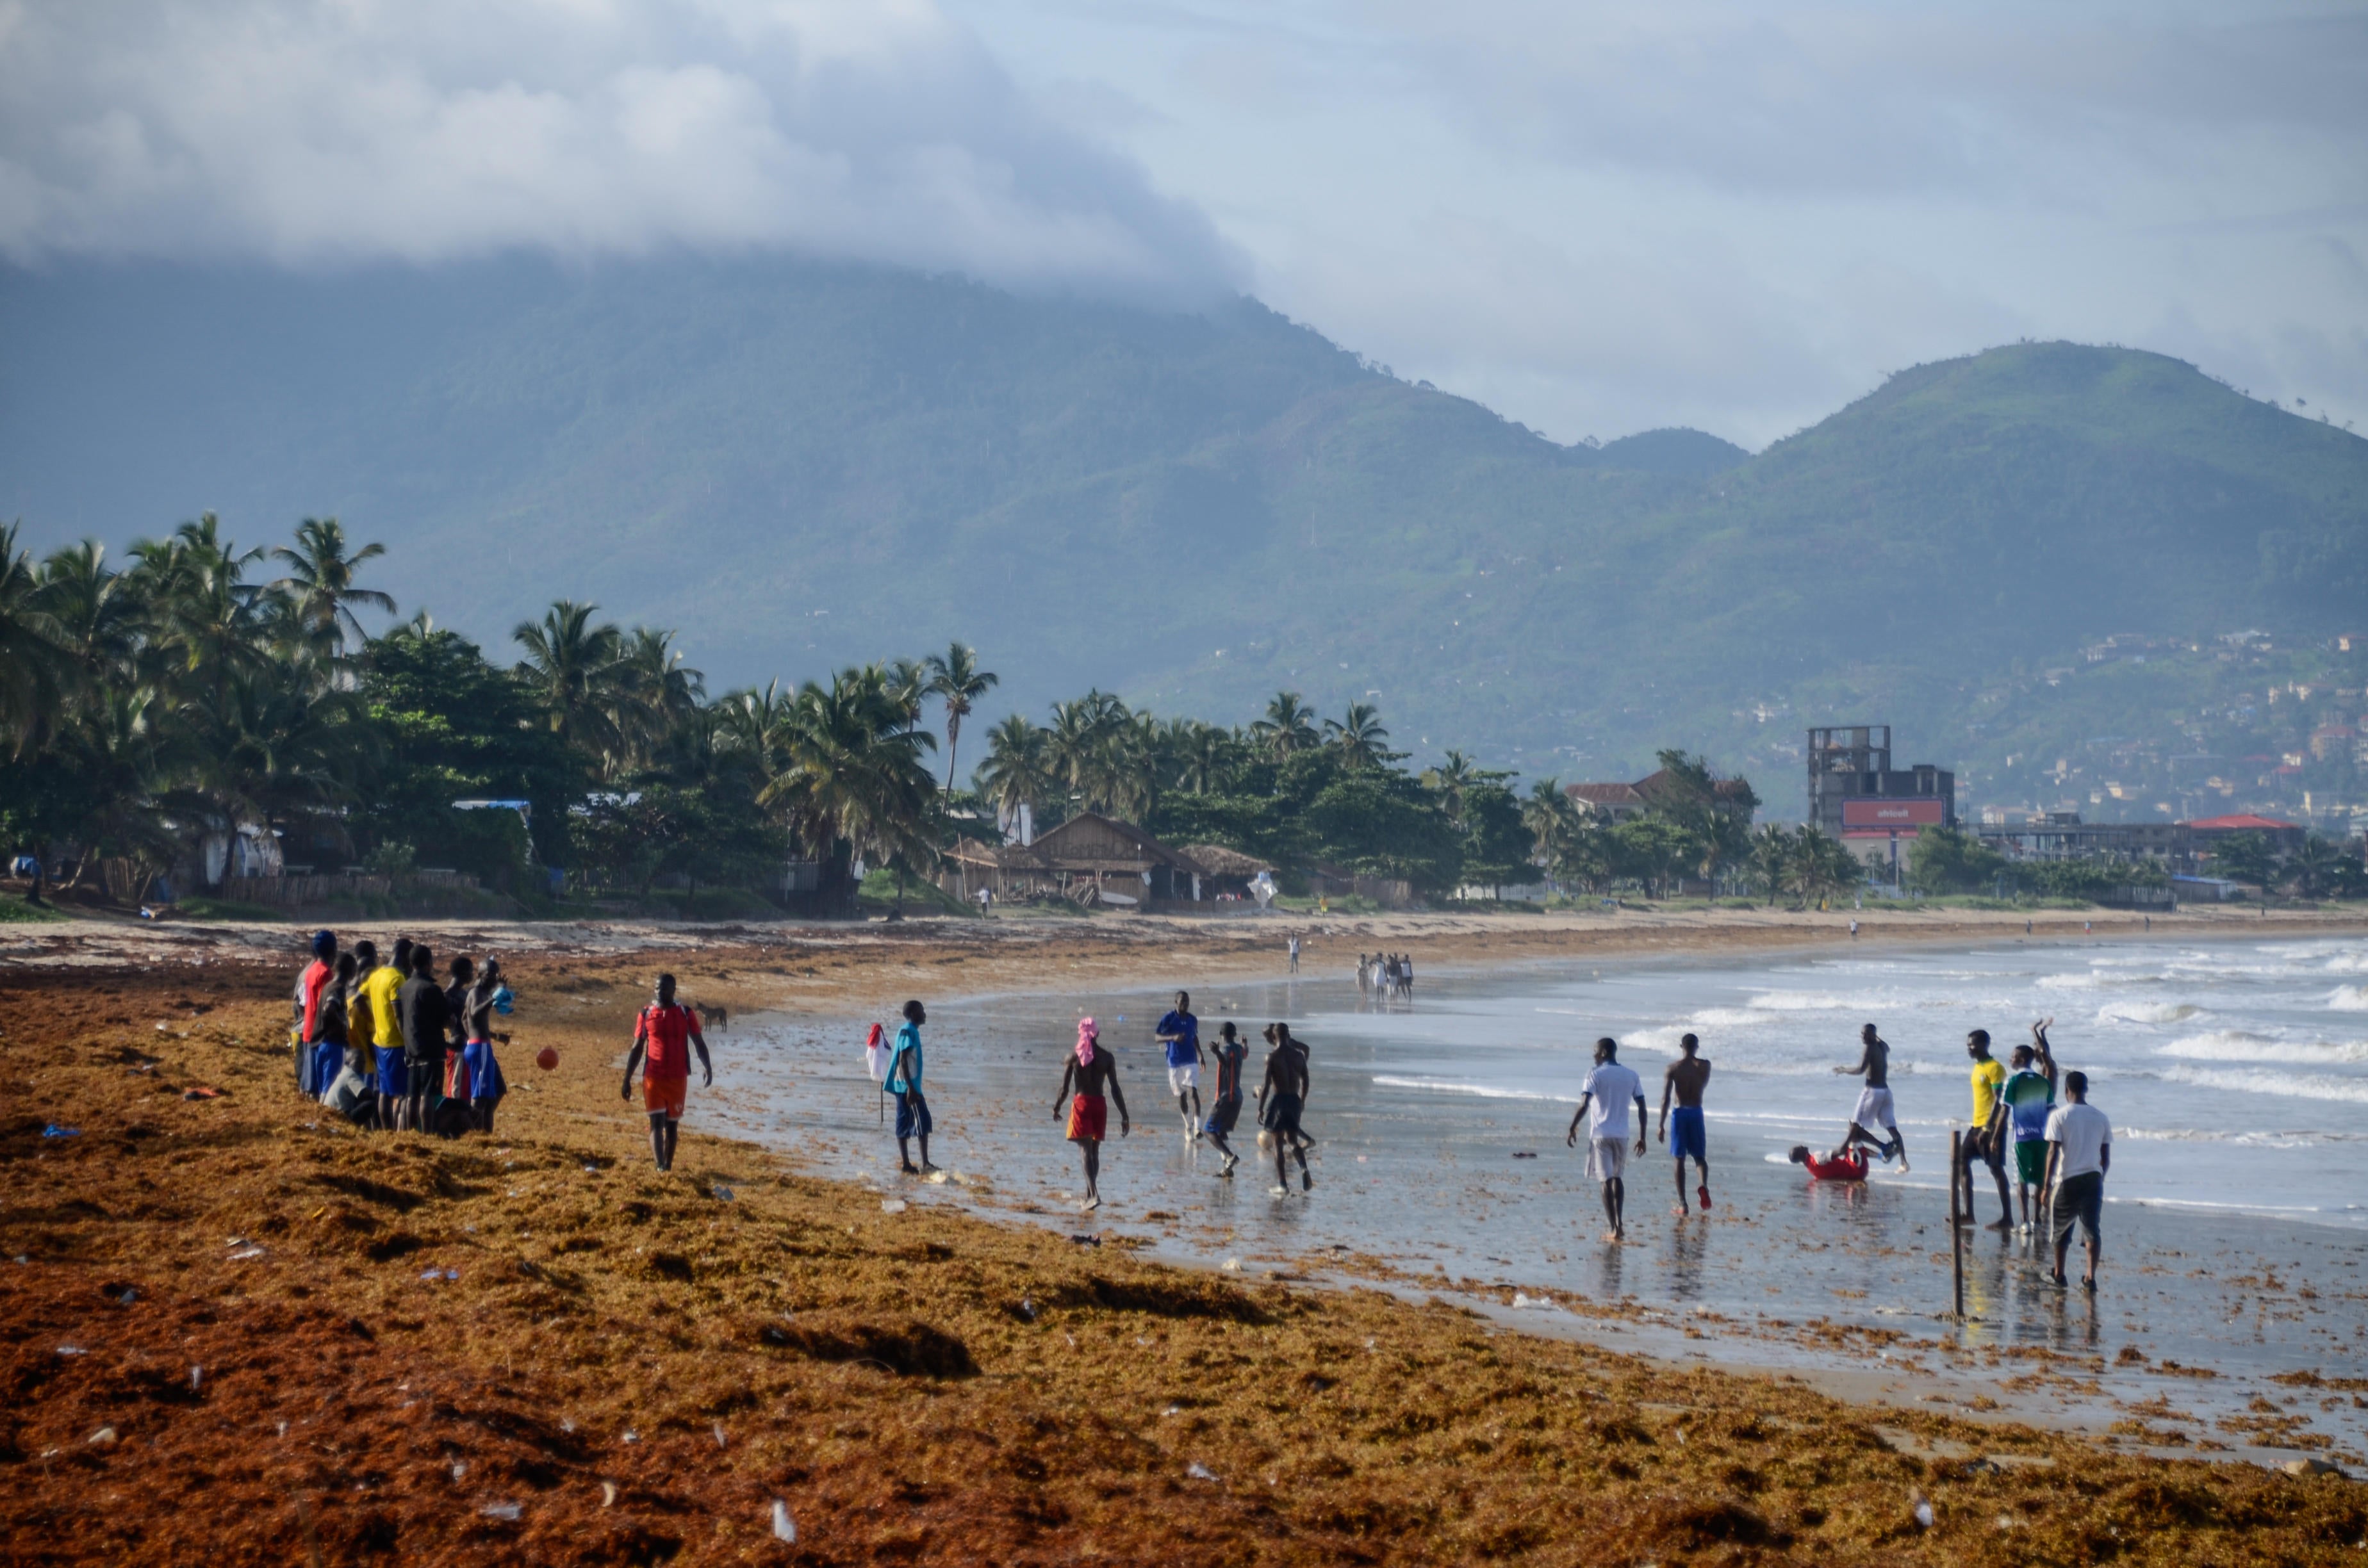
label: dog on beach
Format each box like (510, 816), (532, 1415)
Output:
(696, 1002), (728, 1033)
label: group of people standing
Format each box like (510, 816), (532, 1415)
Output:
(290, 929), (511, 1136)
(1356, 952), (1413, 1000)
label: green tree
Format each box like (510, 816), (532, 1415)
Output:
(1323, 701), (1390, 769)
(270, 516), (395, 656)
(0, 523), (65, 756)
(1905, 824), (2007, 895)
(513, 600), (625, 762)
(1251, 690), (1319, 760)
(923, 642), (998, 800)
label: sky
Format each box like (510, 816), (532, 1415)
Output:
(3, 0), (2364, 448)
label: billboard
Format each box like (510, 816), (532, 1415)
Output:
(1841, 799), (1946, 828)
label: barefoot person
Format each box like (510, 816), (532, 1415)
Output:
(1055, 1018), (1130, 1210)
(1155, 991), (1204, 1137)
(361, 937), (410, 1130)
(1255, 1023), (1313, 1193)
(1788, 1144), (1868, 1182)
(2000, 1024), (2059, 1232)
(2042, 1070), (2112, 1291)
(1565, 1038), (1648, 1241)
(887, 999), (935, 1173)
(1959, 1029), (2013, 1230)
(1832, 1022), (1909, 1172)
(1657, 1032), (1713, 1216)
(395, 944), (450, 1137)
(620, 973), (711, 1173)
(1203, 1021), (1250, 1177)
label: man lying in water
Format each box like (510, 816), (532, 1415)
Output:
(1789, 1144), (1868, 1182)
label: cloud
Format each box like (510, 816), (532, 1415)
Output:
(0, 0), (1240, 300)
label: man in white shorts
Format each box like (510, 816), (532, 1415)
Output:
(1565, 1037), (1650, 1241)
(1155, 990), (1203, 1136)
(1832, 1022), (1909, 1172)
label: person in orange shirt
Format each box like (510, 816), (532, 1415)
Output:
(621, 974), (712, 1172)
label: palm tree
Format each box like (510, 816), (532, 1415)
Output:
(1251, 690), (1318, 760)
(609, 627), (705, 776)
(1323, 701), (1389, 769)
(1174, 721), (1241, 796)
(1748, 824), (1795, 908)
(1423, 749), (1479, 825)
(923, 642), (998, 799)
(0, 523), (66, 755)
(760, 666), (939, 911)
(270, 517), (395, 653)
(513, 600), (623, 762)
(37, 541), (140, 694)
(1520, 779), (1579, 883)
(884, 657), (930, 731)
(1046, 690), (1130, 808)
(974, 713), (1051, 830)
(2289, 835), (2339, 899)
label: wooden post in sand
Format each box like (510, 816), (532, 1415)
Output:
(1948, 1129), (1965, 1321)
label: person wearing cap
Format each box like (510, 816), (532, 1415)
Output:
(292, 931), (337, 1097)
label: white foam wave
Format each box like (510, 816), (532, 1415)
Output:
(2329, 985), (2368, 1011)
(2158, 1031), (2368, 1065)
(1740, 991), (1888, 1012)
(2115, 1127), (2325, 1149)
(2096, 1002), (2201, 1025)
(2159, 1065), (2368, 1104)
(2037, 970), (2167, 991)
(1370, 1075), (1571, 1104)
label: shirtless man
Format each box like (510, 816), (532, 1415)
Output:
(1055, 1017), (1130, 1211)
(1657, 1032), (1713, 1216)
(1832, 1022), (1909, 1172)
(1255, 1023), (1313, 1194)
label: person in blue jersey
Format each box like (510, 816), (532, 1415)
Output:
(888, 998), (935, 1175)
(1155, 990), (1203, 1137)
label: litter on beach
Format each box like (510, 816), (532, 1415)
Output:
(1187, 1462), (1218, 1481)
(880, 1198), (907, 1213)
(40, 1125), (79, 1138)
(771, 1499), (797, 1542)
(481, 1503), (521, 1521)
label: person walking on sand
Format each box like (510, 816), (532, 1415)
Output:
(620, 973), (712, 1173)
(887, 999), (935, 1173)
(1287, 932), (1301, 974)
(1959, 1028), (2013, 1230)
(1056, 1017), (1130, 1211)
(1833, 1022), (1909, 1172)
(2000, 1024), (2059, 1232)
(1155, 990), (1204, 1137)
(1399, 952), (1413, 999)
(1657, 1032), (1714, 1216)
(2042, 1071), (2112, 1292)
(1203, 1021), (1250, 1177)
(1256, 1022), (1313, 1194)
(1567, 1038), (1648, 1241)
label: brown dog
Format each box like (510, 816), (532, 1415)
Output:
(695, 1002), (728, 1033)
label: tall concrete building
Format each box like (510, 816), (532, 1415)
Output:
(1806, 726), (1955, 837)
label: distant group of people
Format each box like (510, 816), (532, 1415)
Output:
(1357, 951), (1413, 1000)
(290, 930), (513, 1136)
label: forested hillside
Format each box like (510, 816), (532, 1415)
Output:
(3, 257), (2362, 815)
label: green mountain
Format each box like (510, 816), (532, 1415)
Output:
(3, 259), (2363, 817)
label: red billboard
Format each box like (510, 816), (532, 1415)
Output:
(1842, 799), (1946, 828)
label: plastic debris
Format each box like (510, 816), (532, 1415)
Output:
(771, 1499), (797, 1542)
(712, 1421), (728, 1449)
(621, 1430), (640, 1444)
(711, 1184), (734, 1202)
(561, 1418), (576, 1434)
(481, 1502), (521, 1521)
(40, 1125), (79, 1139)
(56, 1345), (85, 1357)
(229, 1246), (266, 1261)
(451, 1461), (468, 1480)
(880, 1199), (907, 1214)
(1220, 1258), (1242, 1272)
(116, 1287), (137, 1305)
(1068, 1233), (1101, 1246)
(1913, 1499), (1935, 1530)
(190, 1366), (202, 1391)
(601, 1481), (618, 1507)
(86, 1427), (118, 1447)
(182, 1086), (224, 1100)
(1018, 1298), (1037, 1321)
(1187, 1462), (1218, 1481)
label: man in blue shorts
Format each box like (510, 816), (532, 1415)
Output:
(1657, 1031), (1714, 1216)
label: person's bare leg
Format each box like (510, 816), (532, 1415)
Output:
(1984, 1145), (2014, 1229)
(2083, 1227), (2101, 1290)
(917, 1127), (932, 1170)
(1673, 1156), (1690, 1216)
(1273, 1134), (1290, 1191)
(648, 1112), (668, 1169)
(663, 1117), (680, 1172)
(1600, 1179), (1620, 1239)
(1294, 1132), (1311, 1191)
(1081, 1142), (1101, 1209)
(1695, 1155), (1712, 1212)
(896, 1133), (914, 1172)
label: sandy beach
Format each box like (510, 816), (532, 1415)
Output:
(4, 904), (2365, 1564)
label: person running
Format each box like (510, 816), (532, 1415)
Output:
(621, 973), (712, 1172)
(1056, 1017), (1130, 1211)
(1832, 1022), (1909, 1172)
(1203, 1021), (1250, 1176)
(887, 999), (934, 1173)
(1156, 990), (1203, 1136)
(1287, 932), (1301, 974)
(1255, 1022), (1313, 1194)
(395, 944), (450, 1136)
(1959, 1028), (2012, 1230)
(293, 929), (337, 1098)
(1657, 1031), (1714, 1216)
(1999, 1027), (2059, 1232)
(1567, 1038), (1648, 1241)
(457, 960), (509, 1135)
(360, 937), (409, 1130)
(2042, 1071), (2112, 1291)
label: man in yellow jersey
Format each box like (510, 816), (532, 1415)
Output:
(1956, 1027), (2012, 1230)
(362, 935), (413, 1130)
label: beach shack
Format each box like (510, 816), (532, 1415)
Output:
(942, 813), (1210, 910)
(1178, 843), (1277, 901)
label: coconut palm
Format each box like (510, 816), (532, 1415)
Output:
(1422, 749), (1479, 824)
(761, 666), (938, 911)
(2289, 835), (2340, 899)
(1174, 721), (1242, 796)
(1046, 690), (1130, 806)
(1251, 690), (1319, 760)
(513, 600), (624, 763)
(923, 642), (998, 799)
(270, 517), (395, 654)
(609, 627), (705, 777)
(1748, 824), (1796, 908)
(1324, 701), (1390, 769)
(974, 713), (1051, 828)
(37, 541), (140, 694)
(0, 523), (66, 755)
(1520, 779), (1579, 876)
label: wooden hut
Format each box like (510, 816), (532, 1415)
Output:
(1178, 843), (1276, 901)
(943, 814), (1210, 910)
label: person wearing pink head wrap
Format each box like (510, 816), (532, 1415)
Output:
(1055, 1017), (1130, 1211)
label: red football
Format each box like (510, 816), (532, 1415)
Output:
(535, 1047), (559, 1072)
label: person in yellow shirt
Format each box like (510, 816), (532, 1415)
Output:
(361, 935), (413, 1131)
(1957, 1028), (2012, 1230)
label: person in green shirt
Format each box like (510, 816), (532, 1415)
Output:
(1998, 1022), (2059, 1231)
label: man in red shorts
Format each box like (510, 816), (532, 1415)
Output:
(621, 973), (712, 1172)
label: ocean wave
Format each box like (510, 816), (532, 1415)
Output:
(2159, 1065), (2368, 1104)
(2095, 1001), (2201, 1025)
(2037, 970), (2167, 991)
(2115, 1126), (2326, 1149)
(1740, 991), (1876, 1012)
(1369, 1075), (1571, 1103)
(2330, 985), (2368, 1011)
(2158, 1031), (2368, 1065)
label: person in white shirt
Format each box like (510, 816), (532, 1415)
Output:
(2041, 1070), (2112, 1293)
(1565, 1037), (1650, 1242)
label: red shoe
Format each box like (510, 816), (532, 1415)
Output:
(1697, 1186), (1713, 1211)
